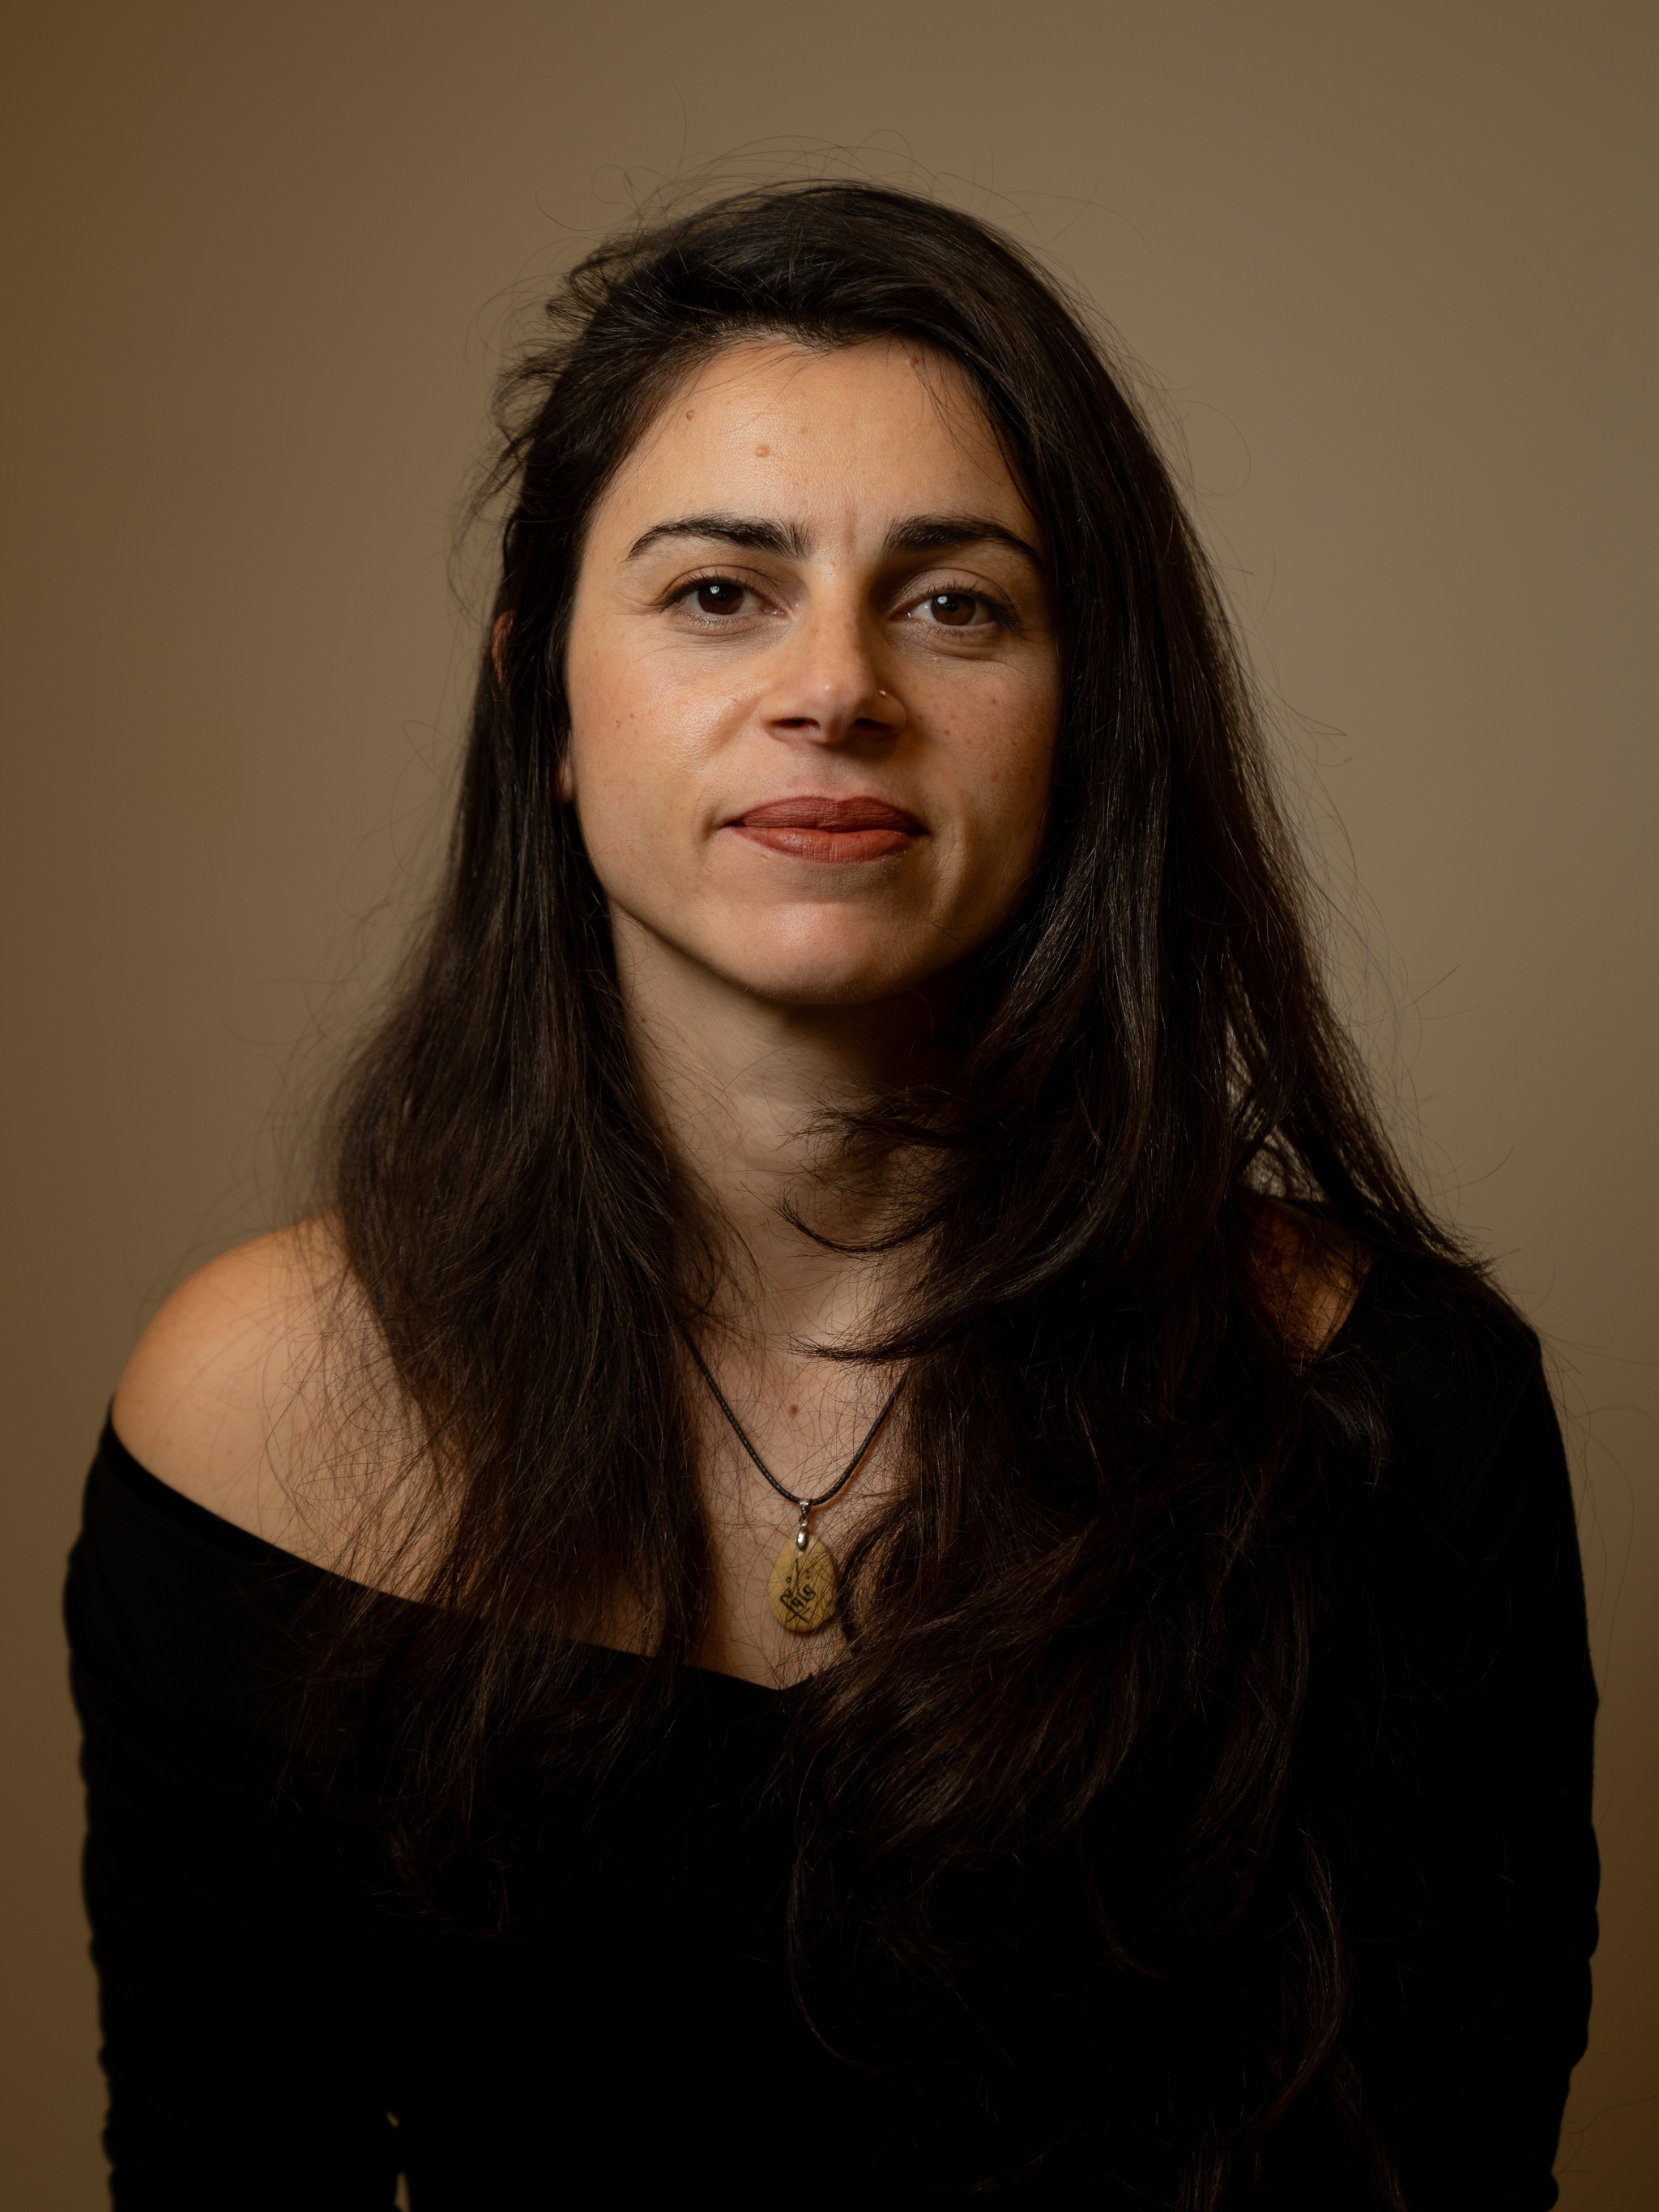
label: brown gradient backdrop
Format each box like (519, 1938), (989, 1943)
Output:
(3, 2), (1654, 2203)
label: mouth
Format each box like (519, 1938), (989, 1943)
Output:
(723, 794), (926, 864)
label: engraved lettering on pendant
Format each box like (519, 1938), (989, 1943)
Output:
(767, 1533), (838, 1633)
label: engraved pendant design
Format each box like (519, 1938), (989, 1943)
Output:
(767, 1532), (838, 1633)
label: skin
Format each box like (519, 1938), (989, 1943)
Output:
(113, 337), (1353, 1687)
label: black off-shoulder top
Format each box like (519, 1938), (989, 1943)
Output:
(66, 1264), (1599, 2208)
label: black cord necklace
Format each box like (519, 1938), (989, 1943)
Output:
(684, 1339), (906, 1634)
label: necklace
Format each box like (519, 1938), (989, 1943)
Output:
(684, 1341), (906, 1634)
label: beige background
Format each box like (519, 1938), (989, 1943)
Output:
(2, 2), (1653, 2203)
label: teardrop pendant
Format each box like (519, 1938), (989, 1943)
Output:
(767, 1531), (838, 1633)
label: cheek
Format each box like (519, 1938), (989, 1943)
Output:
(563, 647), (646, 879)
(562, 625), (624, 783)
(565, 621), (727, 791)
(956, 671), (1060, 856)
(562, 633), (727, 906)
(562, 632), (664, 831)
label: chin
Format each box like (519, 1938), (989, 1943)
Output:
(712, 917), (949, 1010)
(620, 895), (964, 1013)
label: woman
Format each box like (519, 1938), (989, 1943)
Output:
(69, 182), (1597, 2207)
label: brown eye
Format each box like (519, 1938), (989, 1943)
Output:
(693, 579), (746, 615)
(924, 591), (978, 626)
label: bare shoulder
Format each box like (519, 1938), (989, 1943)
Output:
(1248, 1198), (1370, 1366)
(112, 1216), (390, 1560)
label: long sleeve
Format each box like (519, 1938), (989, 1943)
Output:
(66, 1437), (400, 2210)
(1334, 1300), (1600, 2211)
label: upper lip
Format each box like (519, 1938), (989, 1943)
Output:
(724, 796), (925, 832)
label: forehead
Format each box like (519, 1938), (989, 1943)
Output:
(594, 337), (1034, 545)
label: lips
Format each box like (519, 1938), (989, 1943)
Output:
(724, 795), (925, 864)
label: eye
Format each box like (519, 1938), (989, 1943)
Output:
(905, 587), (1009, 631)
(676, 576), (753, 618)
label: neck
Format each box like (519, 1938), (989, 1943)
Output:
(612, 913), (948, 1356)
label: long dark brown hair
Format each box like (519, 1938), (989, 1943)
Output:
(326, 181), (1493, 2203)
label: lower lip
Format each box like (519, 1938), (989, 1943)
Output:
(727, 825), (921, 863)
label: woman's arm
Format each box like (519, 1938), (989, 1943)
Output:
(67, 1431), (402, 2209)
(1340, 1303), (1599, 2210)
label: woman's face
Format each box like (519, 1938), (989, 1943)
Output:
(563, 338), (1060, 1012)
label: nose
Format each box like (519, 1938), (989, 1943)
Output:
(756, 603), (906, 748)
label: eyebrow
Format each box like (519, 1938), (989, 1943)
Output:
(882, 513), (1044, 568)
(625, 510), (1043, 568)
(627, 514), (808, 560)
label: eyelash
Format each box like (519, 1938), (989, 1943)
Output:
(666, 573), (1017, 630)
